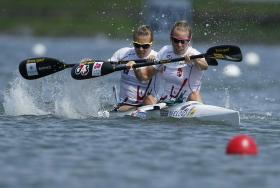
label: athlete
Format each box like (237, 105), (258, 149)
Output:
(109, 25), (158, 112)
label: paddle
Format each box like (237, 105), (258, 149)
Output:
(19, 57), (76, 80)
(19, 45), (242, 80)
(192, 45), (242, 62)
(18, 57), (158, 80)
(71, 45), (242, 80)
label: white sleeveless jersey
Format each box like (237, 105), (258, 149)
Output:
(109, 47), (158, 105)
(156, 45), (204, 101)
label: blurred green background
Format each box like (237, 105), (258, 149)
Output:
(0, 0), (279, 43)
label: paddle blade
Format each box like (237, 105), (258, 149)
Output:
(206, 45), (243, 62)
(71, 61), (115, 80)
(19, 57), (70, 80)
(205, 58), (218, 66)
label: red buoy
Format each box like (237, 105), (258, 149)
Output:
(226, 134), (258, 155)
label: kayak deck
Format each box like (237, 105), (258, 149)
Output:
(100, 101), (240, 126)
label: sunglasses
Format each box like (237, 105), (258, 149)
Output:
(133, 41), (152, 49)
(171, 37), (191, 44)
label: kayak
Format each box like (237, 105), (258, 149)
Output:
(98, 101), (240, 126)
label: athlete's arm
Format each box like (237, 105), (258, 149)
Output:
(184, 54), (208, 70)
(133, 65), (157, 81)
(126, 61), (157, 81)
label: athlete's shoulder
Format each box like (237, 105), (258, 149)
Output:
(115, 47), (134, 56)
(150, 49), (158, 56)
(110, 47), (135, 61)
(187, 46), (200, 55)
(159, 45), (172, 52)
(158, 45), (173, 58)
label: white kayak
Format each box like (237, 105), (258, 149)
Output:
(99, 101), (240, 126)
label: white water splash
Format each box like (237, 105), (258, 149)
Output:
(54, 97), (84, 119)
(3, 78), (48, 116)
(3, 72), (117, 118)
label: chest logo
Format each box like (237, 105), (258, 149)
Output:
(177, 68), (182, 77)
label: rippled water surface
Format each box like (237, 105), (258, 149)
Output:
(0, 36), (279, 188)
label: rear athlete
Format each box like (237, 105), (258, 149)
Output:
(109, 25), (158, 112)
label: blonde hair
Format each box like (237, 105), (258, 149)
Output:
(170, 20), (192, 38)
(133, 25), (153, 42)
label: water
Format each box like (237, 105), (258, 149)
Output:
(0, 35), (280, 188)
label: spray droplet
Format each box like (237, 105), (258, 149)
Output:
(224, 88), (230, 108)
(244, 52), (260, 66)
(32, 43), (47, 56)
(223, 64), (241, 77)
